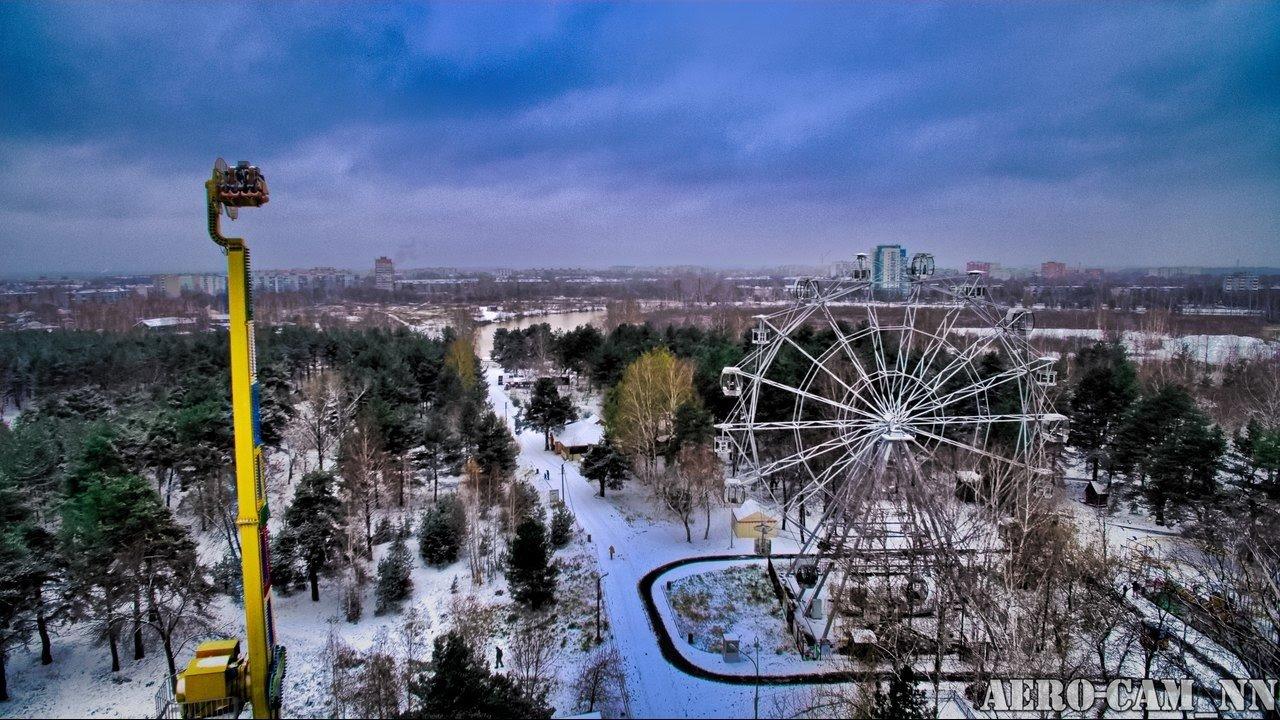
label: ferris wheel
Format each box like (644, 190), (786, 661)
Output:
(714, 252), (1067, 649)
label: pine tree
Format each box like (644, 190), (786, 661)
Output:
(1236, 419), (1280, 497)
(0, 482), (41, 701)
(371, 515), (395, 545)
(1148, 411), (1225, 524)
(473, 410), (517, 506)
(870, 665), (930, 720)
(375, 532), (413, 614)
(504, 480), (541, 532)
(580, 434), (630, 498)
(1111, 384), (1196, 482)
(278, 471), (345, 602)
(1067, 342), (1138, 482)
(669, 400), (714, 461)
(59, 474), (196, 672)
(413, 415), (461, 503)
(419, 496), (466, 566)
(506, 513), (558, 610)
(525, 378), (577, 451)
(405, 631), (552, 719)
(270, 532), (304, 595)
(549, 504), (574, 548)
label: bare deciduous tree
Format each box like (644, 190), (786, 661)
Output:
(508, 616), (560, 704)
(573, 644), (629, 717)
(446, 593), (498, 651)
(340, 415), (386, 557)
(296, 371), (365, 472)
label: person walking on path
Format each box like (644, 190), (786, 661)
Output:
(609, 545), (615, 560)
(495, 646), (504, 668)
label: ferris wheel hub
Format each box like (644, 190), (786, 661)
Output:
(881, 423), (915, 442)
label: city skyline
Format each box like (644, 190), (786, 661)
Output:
(2, 2), (1277, 274)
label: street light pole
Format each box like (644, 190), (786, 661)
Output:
(595, 572), (609, 644)
(749, 637), (761, 719)
(560, 463), (566, 500)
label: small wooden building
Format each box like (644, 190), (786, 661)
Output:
(1084, 480), (1110, 507)
(731, 499), (780, 540)
(552, 418), (604, 459)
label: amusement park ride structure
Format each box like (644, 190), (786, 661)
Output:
(715, 253), (1068, 656)
(159, 160), (285, 718)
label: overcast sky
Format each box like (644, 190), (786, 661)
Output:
(1, 2), (1277, 274)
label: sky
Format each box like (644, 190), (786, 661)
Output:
(1, 2), (1277, 274)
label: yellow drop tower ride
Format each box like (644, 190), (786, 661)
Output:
(167, 159), (285, 719)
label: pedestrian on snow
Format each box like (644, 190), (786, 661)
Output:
(609, 545), (615, 560)
(495, 646), (503, 668)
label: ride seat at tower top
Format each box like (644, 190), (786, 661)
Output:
(217, 161), (269, 207)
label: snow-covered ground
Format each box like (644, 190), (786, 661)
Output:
(654, 559), (840, 677)
(485, 363), (818, 718)
(951, 327), (1278, 365)
(2, 399), (20, 427)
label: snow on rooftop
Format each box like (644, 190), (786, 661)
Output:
(732, 498), (776, 521)
(554, 418), (604, 447)
(136, 316), (196, 328)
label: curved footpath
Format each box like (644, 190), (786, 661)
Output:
(638, 554), (981, 685)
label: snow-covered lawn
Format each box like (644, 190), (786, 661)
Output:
(665, 564), (785, 656)
(951, 327), (1278, 365)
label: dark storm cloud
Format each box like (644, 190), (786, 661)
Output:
(0, 1), (1276, 273)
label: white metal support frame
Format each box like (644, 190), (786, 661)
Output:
(714, 253), (1064, 649)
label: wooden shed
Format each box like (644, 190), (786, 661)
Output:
(1084, 480), (1110, 507)
(552, 418), (605, 459)
(731, 499), (780, 539)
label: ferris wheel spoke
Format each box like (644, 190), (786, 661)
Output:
(904, 302), (968, 404)
(761, 316), (860, 399)
(820, 304), (892, 412)
(908, 330), (1003, 407)
(754, 421), (885, 479)
(737, 369), (883, 423)
(896, 295), (922, 383)
(909, 427), (1038, 472)
(714, 418), (879, 433)
(909, 362), (1035, 418)
(790, 436), (883, 560)
(910, 412), (1062, 426)
(863, 304), (892, 381)
(752, 435), (851, 478)
(788, 446), (864, 515)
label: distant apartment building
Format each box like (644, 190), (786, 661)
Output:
(1223, 273), (1260, 292)
(1148, 266), (1202, 278)
(253, 268), (358, 293)
(1040, 261), (1067, 280)
(374, 256), (396, 291)
(966, 261), (1013, 280)
(872, 244), (908, 290)
(154, 274), (227, 298)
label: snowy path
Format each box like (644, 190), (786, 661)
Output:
(486, 366), (802, 718)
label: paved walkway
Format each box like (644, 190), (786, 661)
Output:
(486, 366), (800, 718)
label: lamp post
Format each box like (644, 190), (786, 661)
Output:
(595, 572), (609, 644)
(560, 463), (566, 500)
(744, 636), (761, 719)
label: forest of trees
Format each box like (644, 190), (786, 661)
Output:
(4, 312), (1278, 712)
(0, 325), (502, 700)
(1063, 340), (1280, 525)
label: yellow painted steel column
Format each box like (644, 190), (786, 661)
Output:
(226, 243), (274, 719)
